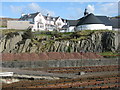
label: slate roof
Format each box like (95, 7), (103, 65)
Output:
(43, 15), (57, 21)
(67, 20), (79, 26)
(19, 12), (117, 28)
(96, 16), (112, 26)
(109, 18), (120, 28)
(19, 12), (39, 20)
(76, 13), (104, 26)
(20, 12), (66, 23)
(62, 25), (69, 29)
(54, 16), (66, 22)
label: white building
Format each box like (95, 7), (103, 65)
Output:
(19, 9), (113, 32)
(75, 8), (112, 31)
(76, 13), (112, 31)
(19, 12), (67, 32)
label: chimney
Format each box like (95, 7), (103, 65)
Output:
(47, 13), (50, 20)
(47, 13), (50, 17)
(84, 8), (89, 16)
(21, 13), (25, 17)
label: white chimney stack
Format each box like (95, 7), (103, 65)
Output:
(21, 13), (25, 17)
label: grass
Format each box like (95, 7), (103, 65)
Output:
(32, 30), (119, 42)
(76, 30), (118, 36)
(33, 31), (59, 35)
(1, 29), (118, 36)
(76, 30), (94, 36)
(34, 34), (52, 38)
(99, 52), (120, 58)
(0, 29), (26, 35)
(70, 36), (89, 41)
(0, 26), (7, 28)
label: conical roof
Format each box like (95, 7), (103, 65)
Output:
(76, 13), (104, 26)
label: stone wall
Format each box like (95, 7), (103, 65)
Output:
(7, 21), (30, 30)
(0, 18), (18, 27)
(2, 58), (119, 68)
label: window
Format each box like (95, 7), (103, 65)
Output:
(37, 23), (39, 28)
(40, 24), (44, 28)
(39, 19), (42, 23)
(57, 22), (61, 26)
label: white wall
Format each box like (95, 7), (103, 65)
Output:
(32, 13), (46, 31)
(48, 21), (54, 25)
(7, 21), (30, 30)
(105, 26), (112, 30)
(60, 26), (75, 32)
(68, 26), (75, 32)
(31, 12), (69, 32)
(76, 24), (107, 30)
(55, 17), (66, 28)
(113, 28), (120, 31)
(0, 72), (13, 76)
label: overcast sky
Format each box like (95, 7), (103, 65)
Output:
(1, 2), (119, 19)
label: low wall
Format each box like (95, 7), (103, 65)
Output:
(2, 58), (119, 68)
(2, 53), (118, 68)
(7, 21), (30, 30)
(2, 52), (103, 61)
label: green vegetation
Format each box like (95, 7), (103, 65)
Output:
(100, 52), (120, 56)
(0, 29), (25, 35)
(22, 29), (33, 39)
(75, 30), (94, 36)
(78, 30), (117, 35)
(35, 34), (52, 40)
(99, 52), (120, 58)
(33, 31), (73, 41)
(2, 29), (118, 42)
(70, 36), (89, 41)
(0, 26), (7, 28)
(32, 30), (117, 41)
(1, 29), (117, 37)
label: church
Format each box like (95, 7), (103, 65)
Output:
(19, 9), (113, 32)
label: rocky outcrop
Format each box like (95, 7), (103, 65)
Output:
(0, 31), (120, 53)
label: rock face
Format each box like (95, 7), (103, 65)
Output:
(0, 31), (120, 53)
